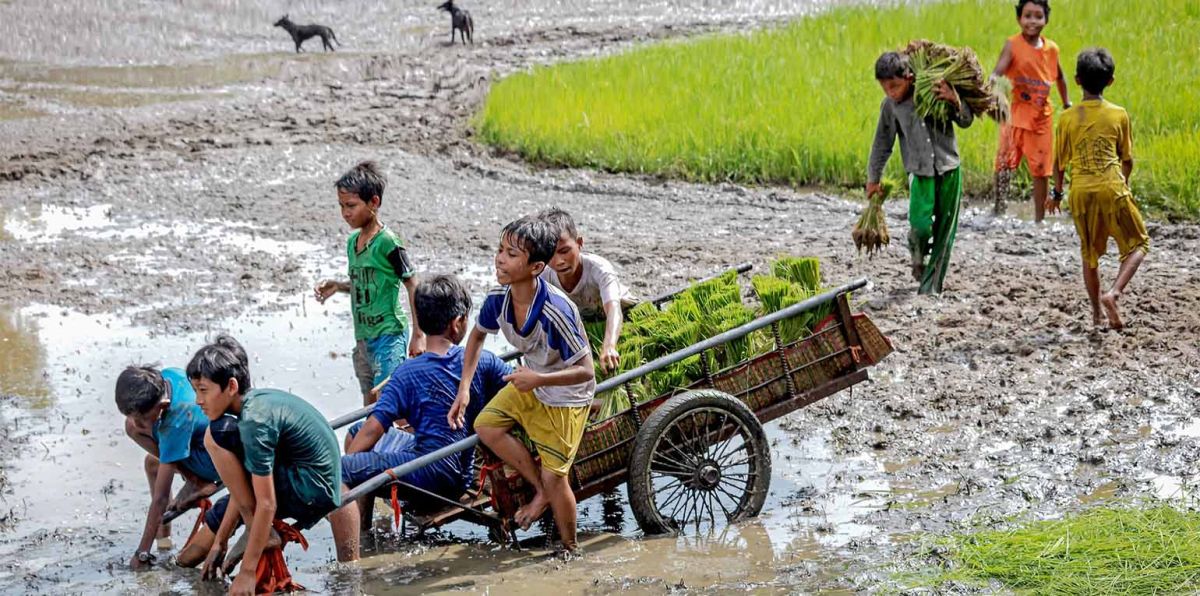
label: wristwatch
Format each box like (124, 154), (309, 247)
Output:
(136, 551), (156, 564)
(1051, 188), (1065, 202)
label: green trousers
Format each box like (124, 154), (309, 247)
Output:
(908, 168), (962, 295)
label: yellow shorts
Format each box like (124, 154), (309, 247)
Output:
(1069, 182), (1150, 268)
(995, 124), (1053, 178)
(474, 384), (588, 477)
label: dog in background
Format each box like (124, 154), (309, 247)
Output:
(437, 1), (474, 44)
(273, 15), (340, 53)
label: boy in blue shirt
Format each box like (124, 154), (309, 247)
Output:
(115, 363), (222, 570)
(449, 216), (596, 553)
(328, 274), (512, 561)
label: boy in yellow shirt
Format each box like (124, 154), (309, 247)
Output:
(1053, 48), (1148, 329)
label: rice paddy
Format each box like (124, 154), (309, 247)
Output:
(913, 503), (1200, 594)
(477, 0), (1200, 220)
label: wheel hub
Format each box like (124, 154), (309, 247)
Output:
(694, 460), (721, 490)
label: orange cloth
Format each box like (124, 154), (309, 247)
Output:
(253, 520), (309, 595)
(1004, 33), (1060, 133)
(995, 124), (1054, 177)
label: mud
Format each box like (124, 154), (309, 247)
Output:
(2, 0), (1200, 592)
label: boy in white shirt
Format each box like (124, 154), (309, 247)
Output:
(538, 208), (636, 372)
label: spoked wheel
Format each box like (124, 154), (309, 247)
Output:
(628, 390), (771, 535)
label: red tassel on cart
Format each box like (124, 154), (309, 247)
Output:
(386, 470), (403, 530)
(253, 519), (309, 595)
(183, 498), (213, 546)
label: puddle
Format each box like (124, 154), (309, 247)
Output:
(0, 294), (885, 593)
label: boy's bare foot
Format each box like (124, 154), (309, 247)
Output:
(223, 527), (283, 574)
(156, 536), (174, 551)
(910, 263), (925, 282)
(514, 492), (550, 531)
(1100, 292), (1123, 329)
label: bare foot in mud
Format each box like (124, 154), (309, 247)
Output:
(1100, 292), (1124, 329)
(223, 527), (282, 574)
(910, 263), (925, 282)
(515, 492), (550, 531)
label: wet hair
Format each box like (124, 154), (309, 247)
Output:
(874, 52), (911, 80)
(1076, 48), (1115, 95)
(500, 215), (557, 266)
(115, 365), (166, 416)
(1016, 0), (1050, 22)
(186, 334), (251, 396)
(335, 160), (387, 205)
(414, 274), (472, 335)
(538, 207), (579, 239)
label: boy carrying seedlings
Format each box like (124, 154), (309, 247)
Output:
(867, 51), (974, 295)
(448, 216), (596, 553)
(329, 274), (512, 562)
(1053, 48), (1148, 329)
(315, 161), (426, 406)
(179, 336), (342, 595)
(115, 363), (222, 570)
(990, 0), (1071, 219)
(538, 207), (637, 372)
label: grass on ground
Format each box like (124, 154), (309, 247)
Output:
(908, 503), (1200, 594)
(477, 0), (1200, 220)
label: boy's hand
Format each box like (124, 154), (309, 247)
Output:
(447, 391), (470, 430)
(866, 182), (883, 200)
(129, 552), (153, 571)
(230, 572), (255, 596)
(314, 280), (341, 304)
(599, 342), (620, 373)
(503, 366), (543, 392)
(934, 80), (960, 109)
(200, 544), (227, 581)
(409, 331), (427, 358)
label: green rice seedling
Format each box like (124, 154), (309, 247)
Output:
(905, 39), (1008, 125)
(583, 320), (606, 352)
(919, 503), (1200, 594)
(771, 257), (822, 293)
(627, 301), (660, 322)
(752, 275), (812, 344)
(478, 0), (1200, 220)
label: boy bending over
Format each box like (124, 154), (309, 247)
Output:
(329, 274), (512, 561)
(1053, 48), (1148, 329)
(115, 364), (221, 570)
(448, 216), (596, 552)
(182, 335), (342, 595)
(538, 207), (637, 372)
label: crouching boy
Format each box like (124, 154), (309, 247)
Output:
(449, 216), (596, 553)
(329, 274), (512, 561)
(116, 363), (222, 569)
(180, 335), (341, 595)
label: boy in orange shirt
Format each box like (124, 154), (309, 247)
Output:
(990, 0), (1071, 221)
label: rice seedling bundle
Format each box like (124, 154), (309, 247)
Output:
(852, 178), (895, 256)
(904, 39), (1010, 125)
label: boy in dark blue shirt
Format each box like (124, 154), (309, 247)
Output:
(328, 274), (511, 562)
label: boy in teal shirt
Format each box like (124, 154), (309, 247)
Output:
(315, 160), (426, 405)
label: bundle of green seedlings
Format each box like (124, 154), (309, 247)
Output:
(921, 503), (1200, 594)
(904, 39), (1010, 124)
(590, 258), (830, 418)
(852, 178), (896, 256)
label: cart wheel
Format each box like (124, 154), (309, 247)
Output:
(628, 389), (771, 535)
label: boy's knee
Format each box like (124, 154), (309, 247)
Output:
(143, 454), (159, 474)
(475, 425), (505, 445)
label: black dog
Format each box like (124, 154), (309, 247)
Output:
(273, 15), (340, 53)
(437, 1), (474, 44)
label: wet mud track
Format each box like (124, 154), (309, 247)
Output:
(3, 0), (1200, 592)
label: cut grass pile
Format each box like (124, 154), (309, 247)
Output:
(478, 0), (1200, 219)
(916, 503), (1200, 594)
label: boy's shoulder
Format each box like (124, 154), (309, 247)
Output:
(378, 226), (405, 248)
(541, 283), (585, 332)
(582, 252), (617, 271)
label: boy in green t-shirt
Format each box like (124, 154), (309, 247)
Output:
(315, 161), (425, 405)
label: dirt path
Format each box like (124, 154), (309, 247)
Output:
(2, 0), (1200, 591)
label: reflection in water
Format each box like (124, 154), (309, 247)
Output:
(0, 306), (49, 404)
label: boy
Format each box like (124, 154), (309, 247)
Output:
(448, 216), (596, 553)
(115, 363), (221, 570)
(867, 51), (974, 295)
(329, 274), (513, 561)
(991, 0), (1071, 220)
(538, 207), (636, 372)
(182, 335), (341, 595)
(1053, 48), (1148, 330)
(315, 160), (426, 406)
